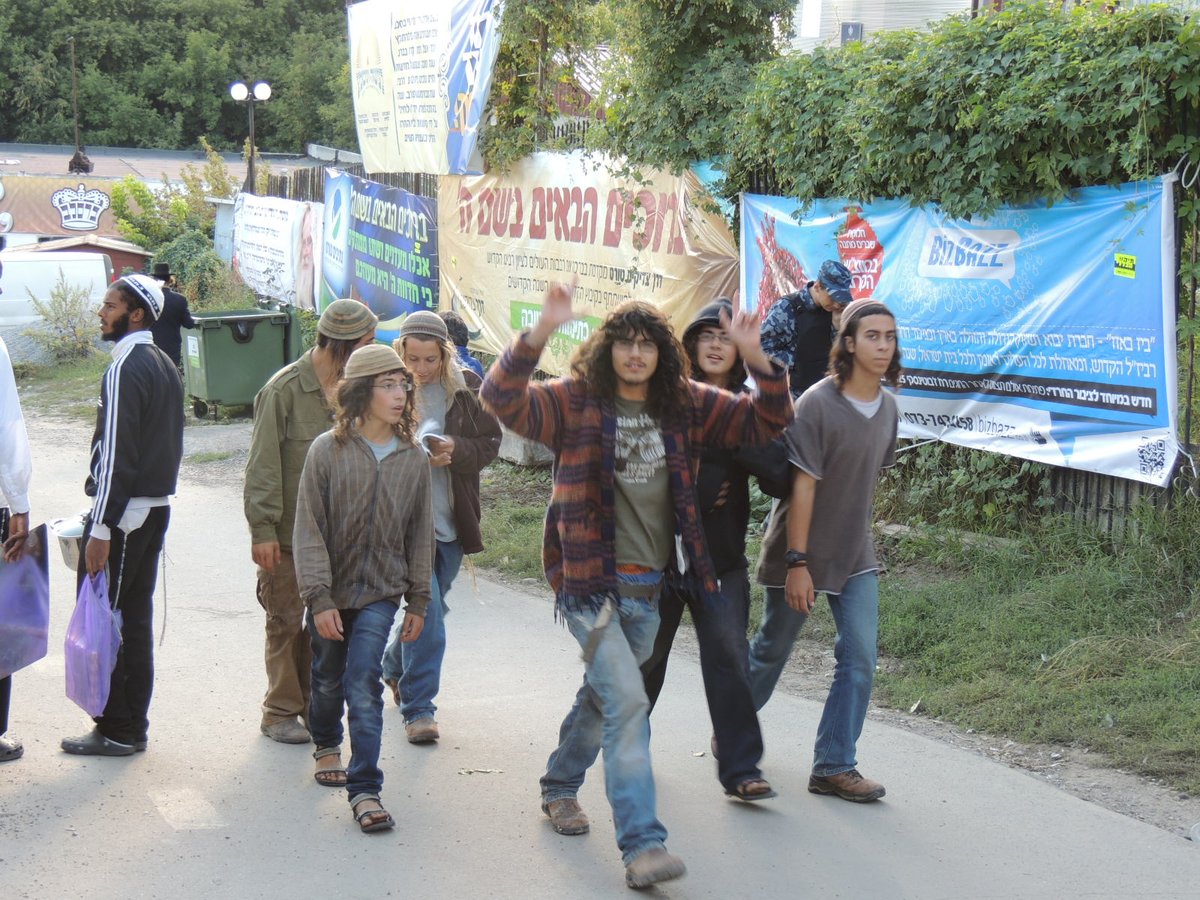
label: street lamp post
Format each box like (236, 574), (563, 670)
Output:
(229, 80), (272, 194)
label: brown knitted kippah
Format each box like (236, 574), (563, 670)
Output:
(343, 343), (404, 380)
(318, 299), (378, 340)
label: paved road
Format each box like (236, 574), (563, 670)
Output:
(2, 417), (1198, 898)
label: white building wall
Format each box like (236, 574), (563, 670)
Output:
(791, 0), (974, 53)
(791, 0), (1200, 54)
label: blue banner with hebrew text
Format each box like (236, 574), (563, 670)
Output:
(741, 177), (1178, 485)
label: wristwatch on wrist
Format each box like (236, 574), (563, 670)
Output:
(784, 549), (808, 569)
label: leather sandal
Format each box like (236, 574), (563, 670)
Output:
(350, 793), (395, 833)
(312, 746), (347, 787)
(725, 778), (778, 802)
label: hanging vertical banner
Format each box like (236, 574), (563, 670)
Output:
(347, 0), (502, 175)
(440, 151), (740, 376)
(741, 177), (1179, 486)
(231, 195), (324, 310)
(321, 168), (438, 343)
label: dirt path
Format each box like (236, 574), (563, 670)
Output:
(29, 407), (1200, 841)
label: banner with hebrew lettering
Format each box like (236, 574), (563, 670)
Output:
(348, 0), (501, 175)
(232, 195), (324, 311)
(321, 169), (438, 342)
(741, 177), (1179, 485)
(440, 151), (740, 375)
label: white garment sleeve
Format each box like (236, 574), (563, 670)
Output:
(0, 337), (32, 513)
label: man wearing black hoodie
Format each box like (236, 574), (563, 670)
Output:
(639, 298), (790, 802)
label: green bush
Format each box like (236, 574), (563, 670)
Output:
(724, 2), (1200, 218)
(294, 307), (319, 351)
(876, 441), (1054, 534)
(23, 272), (98, 362)
(156, 230), (254, 312)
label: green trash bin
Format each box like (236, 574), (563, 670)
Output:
(183, 309), (290, 418)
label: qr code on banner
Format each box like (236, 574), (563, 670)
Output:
(1138, 438), (1168, 478)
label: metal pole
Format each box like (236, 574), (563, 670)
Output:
(70, 37), (81, 151)
(244, 99), (256, 194)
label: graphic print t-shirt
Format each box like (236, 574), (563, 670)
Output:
(613, 397), (672, 572)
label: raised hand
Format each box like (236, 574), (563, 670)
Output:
(721, 306), (773, 373)
(530, 278), (578, 348)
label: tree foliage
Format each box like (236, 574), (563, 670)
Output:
(109, 139), (237, 250)
(0, 0), (354, 154)
(481, 0), (601, 172)
(598, 0), (794, 169)
(724, 1), (1200, 218)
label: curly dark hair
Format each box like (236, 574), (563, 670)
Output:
(569, 301), (690, 420)
(439, 309), (470, 347)
(829, 300), (902, 389)
(332, 367), (417, 445)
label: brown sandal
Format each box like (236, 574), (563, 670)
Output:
(351, 794), (395, 833)
(313, 747), (347, 787)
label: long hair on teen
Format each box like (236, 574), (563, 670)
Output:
(332, 366), (417, 445)
(828, 300), (902, 389)
(570, 300), (690, 420)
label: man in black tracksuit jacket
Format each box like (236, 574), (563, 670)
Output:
(62, 274), (184, 757)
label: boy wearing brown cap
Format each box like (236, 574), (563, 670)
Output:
(244, 299), (377, 747)
(380, 310), (500, 744)
(293, 344), (432, 833)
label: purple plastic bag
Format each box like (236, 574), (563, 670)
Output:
(0, 551), (50, 679)
(64, 570), (123, 717)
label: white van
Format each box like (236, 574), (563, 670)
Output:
(0, 250), (113, 326)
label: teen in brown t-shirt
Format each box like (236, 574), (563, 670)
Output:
(750, 299), (901, 804)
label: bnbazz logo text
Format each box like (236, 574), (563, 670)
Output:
(918, 226), (1019, 287)
(50, 183), (111, 231)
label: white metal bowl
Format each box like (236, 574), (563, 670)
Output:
(49, 512), (88, 571)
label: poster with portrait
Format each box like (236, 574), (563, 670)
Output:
(231, 195), (323, 309)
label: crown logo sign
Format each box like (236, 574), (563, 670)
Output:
(50, 183), (111, 231)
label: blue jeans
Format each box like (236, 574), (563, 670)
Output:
(308, 600), (398, 800)
(640, 568), (765, 792)
(747, 571), (879, 777)
(380, 540), (464, 723)
(540, 595), (668, 865)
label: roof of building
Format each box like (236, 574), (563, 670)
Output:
(21, 233), (150, 256)
(0, 142), (320, 185)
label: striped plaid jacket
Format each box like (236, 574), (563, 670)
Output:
(480, 333), (793, 613)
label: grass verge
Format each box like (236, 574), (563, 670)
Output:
(14, 354), (108, 422)
(480, 459), (1200, 794)
(186, 450), (236, 464)
(877, 513), (1200, 794)
(477, 461), (554, 581)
